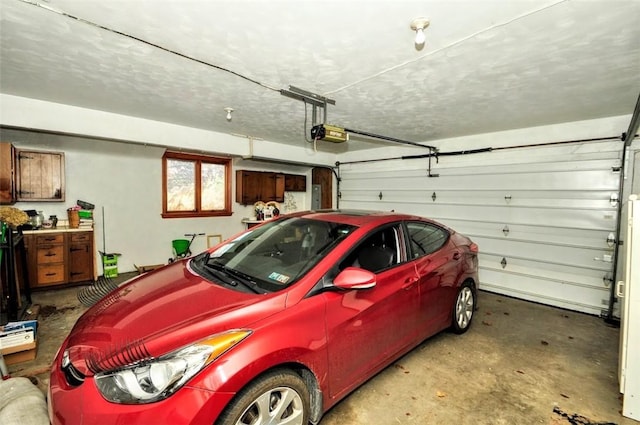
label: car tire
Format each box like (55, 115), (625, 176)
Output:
(451, 282), (476, 334)
(216, 369), (310, 425)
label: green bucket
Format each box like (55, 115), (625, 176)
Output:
(172, 239), (191, 257)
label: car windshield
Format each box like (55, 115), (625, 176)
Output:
(191, 217), (356, 293)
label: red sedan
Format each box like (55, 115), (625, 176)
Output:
(49, 210), (478, 425)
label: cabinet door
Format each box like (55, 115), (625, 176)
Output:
(68, 232), (94, 283)
(236, 170), (262, 205)
(16, 149), (65, 201)
(264, 173), (285, 202)
(285, 174), (307, 192)
(275, 173), (285, 201)
(0, 142), (16, 204)
(69, 243), (93, 282)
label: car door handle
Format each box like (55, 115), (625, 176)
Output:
(402, 277), (418, 290)
(453, 251), (461, 260)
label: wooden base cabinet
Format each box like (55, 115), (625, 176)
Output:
(33, 233), (66, 286)
(24, 230), (95, 288)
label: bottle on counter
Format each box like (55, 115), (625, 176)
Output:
(49, 215), (58, 228)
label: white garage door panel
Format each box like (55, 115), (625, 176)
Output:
(338, 140), (621, 315)
(474, 236), (612, 269)
(340, 189), (617, 210)
(341, 169), (618, 192)
(480, 268), (608, 315)
(342, 200), (615, 230)
(479, 253), (610, 282)
(342, 158), (619, 181)
(439, 219), (612, 249)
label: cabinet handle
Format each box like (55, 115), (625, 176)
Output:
(44, 237), (56, 241)
(70, 272), (82, 276)
(45, 253), (57, 257)
(46, 272), (57, 276)
(70, 247), (83, 252)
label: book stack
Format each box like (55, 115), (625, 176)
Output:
(79, 218), (94, 228)
(78, 209), (94, 228)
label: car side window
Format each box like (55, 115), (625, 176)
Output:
(340, 226), (400, 274)
(406, 222), (449, 259)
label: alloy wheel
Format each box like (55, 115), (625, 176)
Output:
(236, 386), (305, 425)
(455, 286), (474, 330)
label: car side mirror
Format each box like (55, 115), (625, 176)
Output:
(333, 267), (376, 290)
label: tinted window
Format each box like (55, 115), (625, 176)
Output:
(340, 225), (400, 274)
(406, 222), (449, 258)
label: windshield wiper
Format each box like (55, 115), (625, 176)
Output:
(204, 262), (263, 294)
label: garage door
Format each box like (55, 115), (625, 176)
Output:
(337, 140), (622, 316)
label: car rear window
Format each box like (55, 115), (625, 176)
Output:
(406, 221), (449, 258)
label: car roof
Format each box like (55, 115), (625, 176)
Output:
(288, 209), (430, 227)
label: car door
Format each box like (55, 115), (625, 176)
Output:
(323, 224), (421, 400)
(406, 221), (460, 335)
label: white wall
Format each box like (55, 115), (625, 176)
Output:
(0, 94), (337, 167)
(2, 132), (311, 274)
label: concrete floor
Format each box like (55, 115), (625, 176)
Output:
(6, 274), (637, 425)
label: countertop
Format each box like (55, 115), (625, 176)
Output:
(21, 226), (93, 234)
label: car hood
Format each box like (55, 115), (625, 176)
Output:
(65, 261), (285, 376)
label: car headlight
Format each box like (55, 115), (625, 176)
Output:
(94, 330), (251, 404)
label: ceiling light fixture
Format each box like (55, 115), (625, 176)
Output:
(410, 17), (430, 47)
(224, 107), (234, 121)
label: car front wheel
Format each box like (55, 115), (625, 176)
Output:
(217, 369), (310, 425)
(451, 282), (476, 334)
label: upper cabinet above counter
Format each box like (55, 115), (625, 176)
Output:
(235, 170), (307, 205)
(0, 142), (65, 204)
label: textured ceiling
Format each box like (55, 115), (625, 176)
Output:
(1, 0), (639, 153)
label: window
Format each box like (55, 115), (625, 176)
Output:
(340, 226), (401, 274)
(406, 222), (449, 258)
(162, 151), (232, 218)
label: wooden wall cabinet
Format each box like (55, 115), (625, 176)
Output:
(236, 170), (285, 205)
(24, 230), (94, 288)
(0, 142), (16, 204)
(16, 149), (65, 202)
(284, 174), (307, 192)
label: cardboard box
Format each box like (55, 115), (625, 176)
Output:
(0, 320), (37, 350)
(1, 320), (39, 365)
(1, 340), (37, 365)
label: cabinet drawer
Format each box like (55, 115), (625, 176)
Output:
(36, 234), (64, 245)
(37, 245), (65, 263)
(37, 264), (65, 285)
(70, 232), (92, 243)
